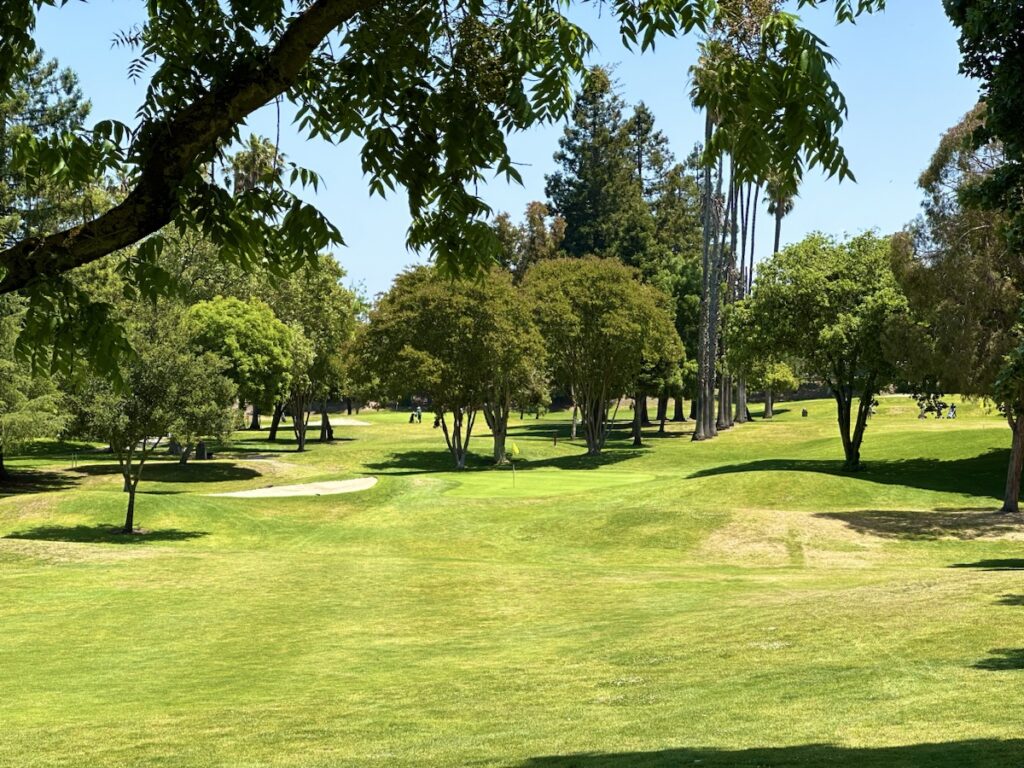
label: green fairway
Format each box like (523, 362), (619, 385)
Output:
(2, 396), (1023, 767)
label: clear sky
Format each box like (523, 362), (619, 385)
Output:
(34, 1), (978, 296)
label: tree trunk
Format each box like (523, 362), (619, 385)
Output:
(571, 397), (578, 440)
(292, 397), (308, 452)
(584, 397), (604, 455)
(774, 204), (784, 255)
(1002, 415), (1024, 513)
(764, 389), (774, 419)
(492, 422), (507, 464)
(123, 484), (136, 533)
(631, 393), (642, 446)
(179, 443), (194, 465)
(734, 378), (748, 424)
(657, 394), (668, 434)
(196, 441), (208, 460)
(0, 451), (6, 478)
(693, 113), (715, 443)
(834, 386), (871, 472)
(248, 405), (261, 430)
(673, 396), (686, 422)
(641, 397), (652, 427)
(319, 401), (333, 442)
(268, 402), (284, 441)
(346, 397), (353, 415)
(689, 398), (697, 421)
(716, 372), (729, 431)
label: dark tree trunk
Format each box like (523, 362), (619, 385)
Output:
(319, 401), (333, 442)
(123, 484), (136, 533)
(346, 397), (353, 415)
(439, 408), (476, 469)
(641, 397), (652, 427)
(583, 397), (605, 455)
(249, 405), (261, 430)
(292, 398), (309, 452)
(1002, 415), (1024, 513)
(764, 389), (774, 419)
(834, 384), (873, 471)
(268, 402), (285, 441)
(657, 394), (668, 434)
(632, 392), (644, 446)
(196, 441), (208, 460)
(689, 398), (697, 420)
(0, 451), (6, 478)
(672, 396), (686, 422)
(179, 443), (194, 465)
(774, 204), (784, 254)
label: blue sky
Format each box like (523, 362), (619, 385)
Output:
(34, 2), (978, 296)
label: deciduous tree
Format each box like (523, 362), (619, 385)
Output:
(525, 257), (681, 455)
(751, 233), (907, 470)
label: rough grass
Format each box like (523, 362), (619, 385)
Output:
(1, 395), (1023, 767)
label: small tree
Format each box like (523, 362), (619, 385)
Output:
(170, 352), (238, 464)
(78, 319), (236, 532)
(285, 327), (316, 453)
(525, 257), (682, 455)
(749, 360), (799, 419)
(751, 233), (907, 470)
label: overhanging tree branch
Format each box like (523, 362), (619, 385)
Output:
(0, 0), (378, 295)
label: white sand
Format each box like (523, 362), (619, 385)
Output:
(330, 417), (372, 426)
(209, 477), (378, 498)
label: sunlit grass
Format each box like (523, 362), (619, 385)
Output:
(1, 395), (1022, 767)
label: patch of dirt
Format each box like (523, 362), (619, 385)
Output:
(698, 507), (883, 569)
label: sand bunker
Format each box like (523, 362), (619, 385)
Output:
(331, 417), (371, 426)
(209, 477), (378, 498)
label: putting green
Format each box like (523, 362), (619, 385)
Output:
(445, 467), (657, 498)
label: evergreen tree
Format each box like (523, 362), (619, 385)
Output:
(544, 67), (650, 264)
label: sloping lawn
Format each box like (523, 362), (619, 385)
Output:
(1, 397), (1022, 767)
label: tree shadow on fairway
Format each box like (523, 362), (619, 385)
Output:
(72, 461), (261, 484)
(973, 649), (1024, 671)
(0, 469), (80, 498)
(518, 739), (1024, 767)
(996, 594), (1024, 605)
(366, 448), (643, 476)
(3, 525), (208, 544)
(688, 449), (1009, 500)
(816, 508), (1022, 540)
(949, 559), (1024, 570)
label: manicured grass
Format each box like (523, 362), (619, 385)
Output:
(2, 396), (1023, 767)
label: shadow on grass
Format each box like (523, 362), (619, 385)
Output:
(72, 462), (261, 484)
(0, 469), (80, 497)
(949, 559), (1024, 570)
(517, 740), (1024, 767)
(817, 509), (1022, 540)
(973, 649), (1024, 671)
(688, 450), (1009, 500)
(4, 525), (208, 544)
(366, 448), (643, 476)
(996, 594), (1024, 606)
